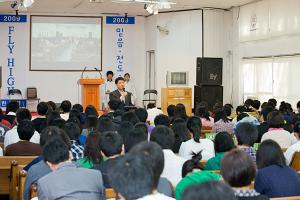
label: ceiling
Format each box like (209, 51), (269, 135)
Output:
(0, 0), (258, 16)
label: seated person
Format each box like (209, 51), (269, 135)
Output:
(255, 140), (300, 198)
(256, 106), (273, 142)
(124, 128), (147, 153)
(171, 118), (190, 154)
(32, 102), (48, 133)
(2, 101), (19, 126)
(285, 121), (300, 164)
(62, 122), (84, 161)
(109, 77), (134, 108)
(195, 102), (214, 127)
(212, 109), (234, 135)
(261, 111), (297, 148)
(5, 120), (41, 156)
(60, 100), (72, 121)
(167, 104), (176, 123)
(108, 153), (175, 200)
(106, 99), (121, 119)
(135, 108), (154, 134)
(182, 181), (236, 200)
(4, 108), (40, 149)
(154, 114), (171, 127)
(130, 141), (174, 197)
(150, 126), (187, 186)
(80, 115), (98, 145)
(235, 122), (258, 162)
(147, 103), (163, 125)
(221, 149), (268, 200)
(93, 131), (123, 188)
(37, 138), (105, 200)
(204, 131), (235, 170)
(179, 116), (215, 160)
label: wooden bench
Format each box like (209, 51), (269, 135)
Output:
(271, 196), (300, 200)
(105, 188), (117, 199)
(19, 170), (27, 200)
(0, 156), (36, 195)
(0, 142), (4, 150)
(9, 161), (25, 200)
(290, 152), (300, 171)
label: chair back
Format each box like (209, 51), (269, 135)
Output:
(19, 170), (27, 200)
(30, 183), (38, 200)
(290, 152), (300, 171)
(144, 90), (158, 95)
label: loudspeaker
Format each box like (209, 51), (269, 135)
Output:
(196, 57), (223, 85)
(194, 85), (223, 111)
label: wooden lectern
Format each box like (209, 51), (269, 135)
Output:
(79, 78), (105, 111)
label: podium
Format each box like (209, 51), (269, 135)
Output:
(79, 78), (105, 111)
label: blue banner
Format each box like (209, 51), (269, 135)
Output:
(0, 99), (27, 108)
(0, 15), (27, 23)
(106, 16), (135, 25)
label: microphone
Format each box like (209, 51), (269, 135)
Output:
(94, 68), (102, 79)
(81, 66), (87, 79)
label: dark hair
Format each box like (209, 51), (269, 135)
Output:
(244, 99), (254, 111)
(46, 111), (61, 126)
(167, 104), (176, 117)
(237, 112), (249, 122)
(6, 101), (19, 114)
(85, 105), (99, 117)
(72, 104), (84, 113)
(130, 141), (164, 188)
(279, 101), (293, 114)
(294, 121), (300, 136)
(43, 138), (70, 164)
(235, 122), (258, 146)
(195, 104), (210, 121)
(261, 106), (274, 122)
(124, 73), (130, 77)
(100, 131), (123, 157)
(182, 181), (236, 200)
(108, 154), (153, 200)
(182, 151), (203, 178)
(267, 111), (284, 128)
(223, 105), (232, 117)
(150, 125), (175, 149)
(134, 123), (148, 135)
(106, 70), (114, 76)
(84, 131), (102, 164)
(256, 140), (286, 169)
(154, 114), (170, 127)
(97, 115), (115, 132)
(40, 126), (71, 148)
(62, 122), (81, 140)
(213, 102), (223, 113)
(124, 128), (147, 153)
(236, 105), (247, 115)
(253, 100), (261, 110)
(214, 132), (235, 153)
(17, 120), (35, 141)
(147, 103), (156, 109)
(174, 103), (188, 120)
(37, 102), (49, 116)
(50, 118), (66, 129)
(115, 77), (125, 84)
(84, 115), (98, 130)
(268, 98), (277, 108)
(108, 100), (121, 111)
(122, 111), (140, 126)
(171, 118), (190, 153)
(60, 100), (72, 113)
(47, 101), (56, 111)
(16, 108), (32, 124)
(69, 109), (81, 122)
(187, 116), (202, 143)
(117, 121), (134, 140)
(214, 109), (228, 123)
(297, 101), (300, 109)
(221, 149), (256, 187)
(135, 108), (148, 123)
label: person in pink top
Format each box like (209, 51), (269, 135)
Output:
(195, 103), (214, 128)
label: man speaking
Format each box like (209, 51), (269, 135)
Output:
(109, 77), (134, 108)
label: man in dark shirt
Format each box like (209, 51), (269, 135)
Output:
(109, 77), (134, 108)
(32, 102), (48, 133)
(5, 120), (41, 156)
(256, 106), (273, 142)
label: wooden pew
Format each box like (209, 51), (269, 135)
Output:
(0, 142), (4, 150)
(290, 152), (300, 171)
(0, 156), (36, 195)
(30, 183), (38, 200)
(19, 170), (27, 200)
(271, 196), (300, 200)
(105, 188), (117, 199)
(9, 161), (25, 200)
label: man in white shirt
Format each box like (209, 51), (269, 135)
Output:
(285, 123), (300, 165)
(124, 73), (137, 102)
(150, 125), (186, 187)
(147, 103), (163, 125)
(60, 100), (72, 121)
(104, 71), (116, 108)
(4, 108), (40, 149)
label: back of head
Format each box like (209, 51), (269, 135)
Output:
(46, 111), (61, 126)
(135, 108), (148, 123)
(85, 115), (98, 129)
(182, 181), (236, 200)
(72, 104), (84, 113)
(47, 101), (56, 111)
(100, 131), (123, 157)
(150, 125), (175, 149)
(85, 105), (99, 117)
(182, 151), (203, 178)
(214, 132), (235, 153)
(117, 121), (134, 140)
(171, 118), (190, 142)
(253, 100), (261, 110)
(244, 99), (254, 111)
(223, 105), (232, 117)
(16, 108), (32, 124)
(267, 111), (284, 128)
(261, 106), (274, 122)
(122, 111), (140, 126)
(51, 118), (66, 129)
(236, 105), (247, 115)
(235, 122), (258, 146)
(97, 115), (114, 132)
(167, 104), (175, 117)
(124, 128), (147, 153)
(40, 126), (71, 148)
(221, 149), (256, 187)
(214, 109), (228, 123)
(256, 140), (286, 169)
(186, 116), (202, 143)
(130, 141), (164, 188)
(37, 102), (49, 116)
(195, 103), (210, 121)
(237, 112), (249, 122)
(17, 120), (35, 141)
(43, 137), (70, 165)
(84, 131), (102, 164)
(108, 154), (153, 200)
(69, 109), (81, 122)
(6, 101), (20, 114)
(268, 98), (277, 108)
(134, 123), (148, 136)
(62, 122), (81, 141)
(154, 114), (170, 127)
(60, 100), (72, 113)
(108, 100), (121, 111)
(174, 103), (188, 119)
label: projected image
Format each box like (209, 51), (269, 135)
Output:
(30, 16), (102, 71)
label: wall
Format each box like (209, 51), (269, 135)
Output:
(0, 14), (146, 107)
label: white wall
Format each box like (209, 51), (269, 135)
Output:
(0, 15), (146, 107)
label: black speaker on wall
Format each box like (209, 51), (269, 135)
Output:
(194, 85), (223, 111)
(196, 57), (223, 85)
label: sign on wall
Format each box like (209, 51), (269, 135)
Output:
(106, 16), (135, 25)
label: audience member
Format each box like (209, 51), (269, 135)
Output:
(147, 103), (163, 125)
(256, 106), (273, 142)
(174, 104), (189, 121)
(117, 121), (134, 140)
(205, 132), (235, 170)
(2, 101), (19, 125)
(135, 122), (148, 136)
(106, 99), (121, 119)
(97, 115), (115, 132)
(154, 114), (171, 127)
(167, 104), (176, 122)
(223, 104), (233, 121)
(181, 151), (203, 178)
(46, 110), (61, 126)
(124, 128), (147, 152)
(122, 111), (140, 125)
(32, 102), (48, 133)
(195, 102), (214, 127)
(255, 140), (300, 198)
(285, 121), (300, 164)
(135, 108), (154, 133)
(47, 101), (56, 111)
(212, 109), (234, 134)
(268, 98), (277, 109)
(221, 149), (268, 200)
(179, 116), (214, 160)
(150, 125), (186, 186)
(171, 118), (190, 153)
(60, 100), (72, 120)
(85, 105), (99, 117)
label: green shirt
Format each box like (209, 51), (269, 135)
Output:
(77, 157), (94, 168)
(204, 152), (225, 171)
(175, 170), (222, 200)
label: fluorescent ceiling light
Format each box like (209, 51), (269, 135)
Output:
(22, 0), (34, 7)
